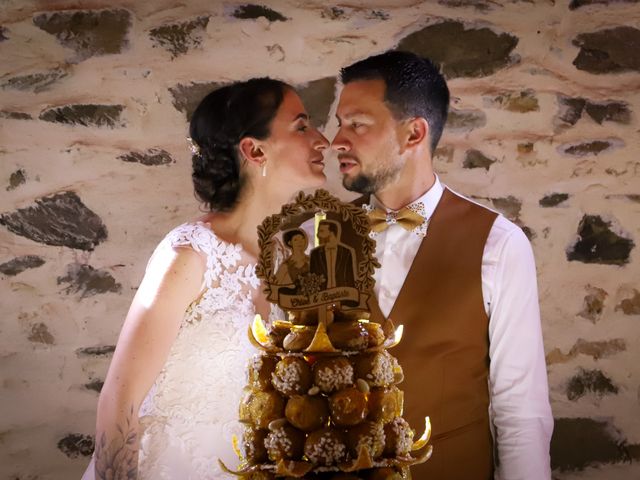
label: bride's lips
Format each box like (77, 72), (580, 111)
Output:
(338, 155), (358, 174)
(311, 156), (325, 168)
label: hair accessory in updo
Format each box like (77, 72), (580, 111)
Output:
(186, 137), (201, 156)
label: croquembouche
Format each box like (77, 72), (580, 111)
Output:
(220, 190), (432, 479)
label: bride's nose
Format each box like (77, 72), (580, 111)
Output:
(313, 130), (330, 151)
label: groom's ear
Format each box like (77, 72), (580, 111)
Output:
(238, 137), (265, 166)
(403, 117), (429, 149)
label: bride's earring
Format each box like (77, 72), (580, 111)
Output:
(261, 161), (267, 177)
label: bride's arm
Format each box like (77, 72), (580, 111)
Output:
(93, 245), (205, 479)
(274, 261), (293, 285)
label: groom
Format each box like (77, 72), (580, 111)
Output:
(309, 220), (356, 289)
(331, 51), (553, 479)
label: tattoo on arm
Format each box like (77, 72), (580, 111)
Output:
(94, 405), (139, 480)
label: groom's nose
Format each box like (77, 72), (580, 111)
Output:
(331, 130), (351, 152)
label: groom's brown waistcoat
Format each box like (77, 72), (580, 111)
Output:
(357, 188), (498, 479)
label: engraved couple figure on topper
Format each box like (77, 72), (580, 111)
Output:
(275, 219), (357, 295)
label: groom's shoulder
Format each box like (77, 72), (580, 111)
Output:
(444, 186), (503, 219)
(445, 185), (526, 242)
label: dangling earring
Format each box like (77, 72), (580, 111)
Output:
(261, 161), (267, 177)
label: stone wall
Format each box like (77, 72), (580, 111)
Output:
(1, 0), (639, 478)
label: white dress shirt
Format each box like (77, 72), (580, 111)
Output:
(325, 246), (337, 288)
(369, 176), (553, 480)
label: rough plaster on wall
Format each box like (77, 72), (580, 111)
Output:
(1, 0), (639, 478)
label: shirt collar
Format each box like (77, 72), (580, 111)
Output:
(369, 174), (444, 220)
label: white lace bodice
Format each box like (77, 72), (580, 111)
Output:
(136, 222), (260, 479)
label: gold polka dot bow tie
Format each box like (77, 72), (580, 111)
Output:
(367, 206), (426, 234)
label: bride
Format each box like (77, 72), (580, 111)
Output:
(82, 78), (329, 479)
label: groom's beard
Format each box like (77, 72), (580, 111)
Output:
(343, 161), (402, 194)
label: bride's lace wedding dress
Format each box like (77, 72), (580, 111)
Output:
(82, 222), (260, 479)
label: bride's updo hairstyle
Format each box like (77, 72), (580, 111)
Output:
(189, 78), (288, 211)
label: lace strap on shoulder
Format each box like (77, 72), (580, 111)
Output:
(165, 222), (214, 253)
(164, 222), (242, 287)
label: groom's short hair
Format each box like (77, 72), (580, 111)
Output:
(340, 50), (450, 154)
(319, 220), (340, 239)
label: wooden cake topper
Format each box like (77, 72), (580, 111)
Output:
(255, 189), (379, 312)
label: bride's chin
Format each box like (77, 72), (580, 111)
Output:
(309, 171), (327, 188)
(298, 169), (326, 189)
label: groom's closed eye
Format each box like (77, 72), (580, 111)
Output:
(336, 113), (373, 129)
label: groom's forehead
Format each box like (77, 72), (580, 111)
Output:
(339, 79), (385, 102)
(337, 80), (388, 117)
